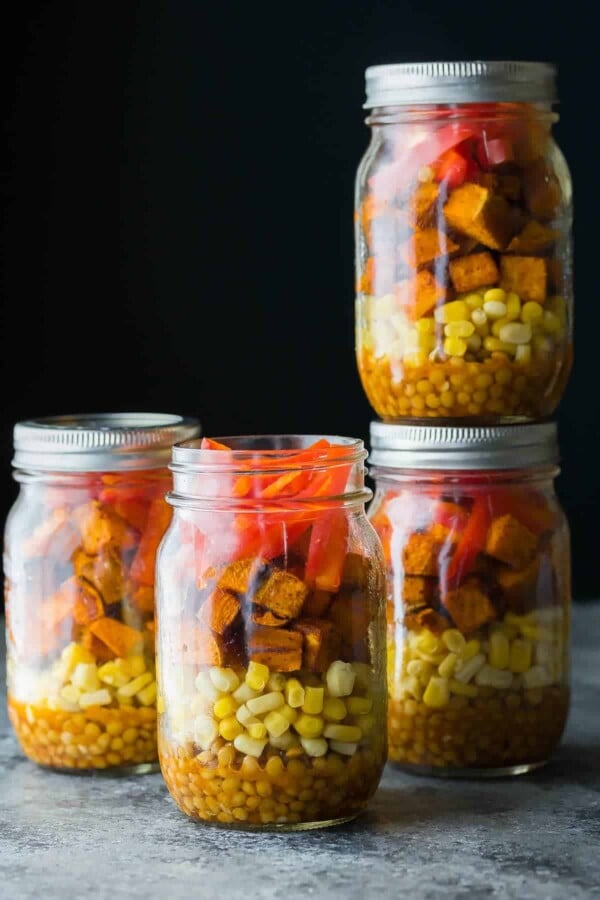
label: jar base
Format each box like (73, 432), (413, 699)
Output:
(390, 759), (548, 778)
(181, 813), (363, 832)
(36, 761), (160, 777)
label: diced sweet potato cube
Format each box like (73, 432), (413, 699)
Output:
(404, 607), (447, 635)
(522, 159), (561, 221)
(485, 514), (538, 569)
(197, 588), (241, 635)
(402, 533), (442, 577)
(444, 183), (515, 251)
(88, 617), (144, 658)
(408, 182), (439, 226)
(217, 557), (268, 595)
(303, 589), (332, 618)
(253, 569), (307, 619)
(82, 629), (118, 663)
(72, 583), (104, 626)
(496, 557), (541, 614)
(73, 547), (125, 606)
(396, 270), (447, 321)
(399, 228), (459, 269)
(293, 619), (341, 672)
(341, 552), (373, 588)
(247, 627), (303, 672)
(73, 501), (137, 555)
(500, 255), (547, 303)
(402, 576), (438, 612)
(131, 585), (155, 614)
(506, 221), (558, 255)
(251, 607), (288, 627)
(182, 628), (223, 667)
(478, 173), (521, 202)
(442, 580), (496, 634)
(328, 592), (370, 646)
(449, 252), (499, 293)
(546, 259), (563, 292)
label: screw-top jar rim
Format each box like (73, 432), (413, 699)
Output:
(364, 60), (557, 108)
(369, 421), (559, 472)
(12, 413), (201, 473)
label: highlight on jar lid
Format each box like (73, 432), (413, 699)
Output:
(369, 421), (559, 470)
(364, 60), (558, 107)
(168, 434), (369, 501)
(12, 413), (201, 472)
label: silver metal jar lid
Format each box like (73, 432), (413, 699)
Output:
(13, 413), (201, 472)
(364, 61), (557, 108)
(369, 421), (558, 471)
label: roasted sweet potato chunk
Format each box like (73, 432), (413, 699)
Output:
(247, 627), (303, 671)
(251, 607), (288, 627)
(72, 583), (104, 626)
(131, 585), (155, 614)
(522, 159), (561, 221)
(73, 547), (125, 606)
(496, 557), (541, 614)
(506, 220), (558, 255)
(404, 607), (447, 635)
(328, 592), (370, 646)
(88, 616), (144, 658)
(402, 576), (438, 612)
(399, 228), (460, 269)
(449, 252), (499, 293)
(253, 569), (307, 619)
(408, 182), (439, 226)
(73, 501), (137, 555)
(442, 579), (496, 633)
(444, 183), (515, 251)
(182, 628), (224, 667)
(303, 589), (332, 619)
(396, 270), (448, 321)
(485, 514), (538, 569)
(293, 619), (341, 672)
(217, 558), (268, 595)
(197, 588), (241, 635)
(402, 533), (442, 577)
(500, 255), (547, 303)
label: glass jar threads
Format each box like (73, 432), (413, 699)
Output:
(4, 413), (200, 773)
(156, 435), (387, 829)
(368, 421), (570, 776)
(355, 61), (573, 421)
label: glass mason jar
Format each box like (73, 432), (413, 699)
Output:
(156, 435), (387, 829)
(4, 413), (200, 773)
(355, 61), (573, 421)
(368, 422), (570, 776)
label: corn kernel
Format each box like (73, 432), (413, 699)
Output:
(61, 642), (95, 674)
(300, 738), (328, 758)
(195, 671), (221, 701)
(442, 629), (466, 654)
(302, 686), (324, 715)
(128, 655), (146, 677)
(465, 292), (484, 309)
(137, 681), (157, 706)
(471, 308), (488, 328)
(483, 287), (506, 305)
(444, 320), (475, 338)
(498, 322), (532, 345)
(435, 300), (469, 324)
(484, 336), (515, 354)
(543, 310), (561, 334)
(294, 714), (324, 739)
(356, 713), (375, 734)
(97, 662), (129, 688)
(454, 653), (485, 683)
(415, 631), (440, 655)
(234, 734), (267, 758)
(71, 663), (101, 693)
(429, 369), (447, 387)
(505, 292), (521, 320)
(443, 336), (467, 357)
(510, 638), (533, 673)
(322, 698), (347, 722)
(449, 679), (478, 698)
(219, 716), (243, 741)
(514, 344), (531, 364)
(209, 667), (241, 693)
(422, 677), (450, 708)
(522, 665), (553, 689)
(404, 675), (424, 700)
(285, 678), (305, 708)
(269, 731), (298, 751)
(60, 684), (81, 704)
(520, 300), (544, 325)
(492, 316), (510, 337)
(466, 335), (482, 352)
(438, 653), (459, 678)
(214, 695), (238, 719)
(245, 691), (283, 716)
(232, 682), (260, 704)
(279, 704), (298, 724)
(245, 661), (270, 692)
(475, 664), (513, 689)
(346, 696), (372, 716)
(236, 703), (254, 726)
(79, 689), (112, 709)
(263, 710), (290, 738)
(325, 661), (356, 698)
(329, 740), (358, 756)
(489, 631), (510, 670)
(416, 317), (436, 334)
(117, 672), (154, 699)
(247, 719), (267, 740)
(323, 723), (362, 742)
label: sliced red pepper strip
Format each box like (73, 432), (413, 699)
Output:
(200, 437), (232, 451)
(304, 508), (349, 592)
(431, 500), (469, 531)
(129, 499), (173, 587)
(443, 495), (492, 590)
(490, 489), (557, 536)
(109, 499), (150, 532)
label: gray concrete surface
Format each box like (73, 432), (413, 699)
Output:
(1, 608), (599, 900)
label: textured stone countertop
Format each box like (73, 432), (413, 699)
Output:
(1, 607), (599, 900)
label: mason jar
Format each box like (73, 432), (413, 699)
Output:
(355, 61), (573, 421)
(156, 435), (387, 829)
(4, 413), (200, 773)
(368, 421), (570, 776)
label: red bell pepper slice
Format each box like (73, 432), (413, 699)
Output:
(200, 437), (232, 451)
(442, 495), (492, 590)
(490, 489), (557, 536)
(129, 498), (173, 587)
(476, 135), (514, 170)
(431, 500), (469, 531)
(304, 508), (349, 592)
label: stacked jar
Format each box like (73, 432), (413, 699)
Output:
(355, 61), (573, 775)
(4, 413), (200, 773)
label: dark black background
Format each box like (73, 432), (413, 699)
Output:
(0, 2), (596, 598)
